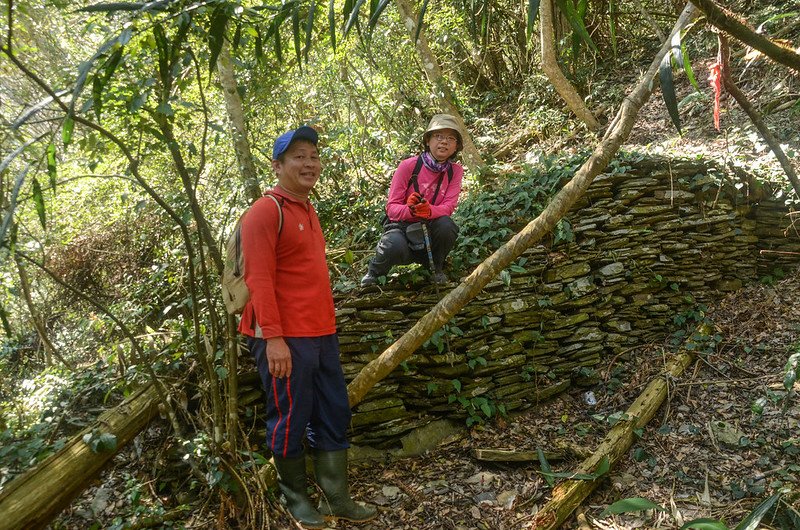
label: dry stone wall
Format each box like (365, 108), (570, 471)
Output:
(239, 157), (800, 448)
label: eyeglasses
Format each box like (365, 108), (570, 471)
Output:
(431, 133), (457, 143)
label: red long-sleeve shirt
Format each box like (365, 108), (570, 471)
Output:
(237, 187), (336, 339)
(385, 156), (464, 222)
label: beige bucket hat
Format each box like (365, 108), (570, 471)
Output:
(423, 114), (464, 152)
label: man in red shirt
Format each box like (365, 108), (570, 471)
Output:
(239, 126), (376, 528)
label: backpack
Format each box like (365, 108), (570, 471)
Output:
(221, 193), (284, 315)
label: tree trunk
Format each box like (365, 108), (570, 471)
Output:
(718, 34), (800, 198)
(528, 331), (702, 529)
(691, 0), (800, 73)
(13, 255), (73, 369)
(0, 384), (160, 530)
(347, 3), (698, 408)
(394, 0), (485, 174)
(540, 0), (601, 131)
(217, 41), (262, 204)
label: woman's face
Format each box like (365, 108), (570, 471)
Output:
(426, 128), (459, 162)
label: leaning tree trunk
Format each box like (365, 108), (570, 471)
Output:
(0, 384), (160, 530)
(528, 329), (701, 529)
(217, 41), (262, 204)
(540, 0), (601, 131)
(394, 0), (485, 174)
(347, 3), (699, 407)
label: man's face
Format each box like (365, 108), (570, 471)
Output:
(272, 140), (321, 195)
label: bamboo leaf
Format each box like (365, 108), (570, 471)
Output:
(274, 20), (283, 63)
(537, 448), (554, 487)
(31, 177), (47, 230)
(681, 40), (700, 92)
(659, 54), (682, 134)
(12, 90), (69, 130)
(0, 305), (12, 337)
(208, 6), (229, 75)
(600, 497), (667, 517)
(734, 492), (782, 530)
(292, 4), (302, 70)
(414, 0), (430, 44)
(344, 0), (367, 37)
(62, 116), (75, 146)
(367, 0), (391, 32)
(255, 28), (264, 62)
(232, 23), (243, 50)
(47, 142), (57, 191)
(329, 0), (337, 52)
(304, 0), (315, 61)
(526, 0), (540, 41)
(554, 0), (598, 54)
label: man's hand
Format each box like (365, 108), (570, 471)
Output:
(266, 337), (292, 378)
(406, 192), (423, 206)
(412, 201), (431, 219)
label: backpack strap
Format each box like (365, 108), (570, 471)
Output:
(407, 156), (424, 196)
(407, 156), (454, 206)
(263, 192), (284, 235)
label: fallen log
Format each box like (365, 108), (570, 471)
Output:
(527, 325), (707, 529)
(0, 383), (160, 530)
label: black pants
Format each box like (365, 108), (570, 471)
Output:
(367, 216), (458, 277)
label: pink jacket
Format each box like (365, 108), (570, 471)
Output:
(386, 156), (463, 222)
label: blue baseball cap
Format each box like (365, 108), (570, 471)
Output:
(272, 126), (319, 159)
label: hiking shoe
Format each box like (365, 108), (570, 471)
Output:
(360, 273), (378, 287)
(433, 271), (448, 285)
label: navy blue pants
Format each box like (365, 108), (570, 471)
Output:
(248, 334), (351, 458)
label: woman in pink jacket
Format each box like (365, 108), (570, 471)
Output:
(361, 114), (464, 287)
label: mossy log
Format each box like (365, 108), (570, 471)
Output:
(0, 384), (160, 530)
(527, 329), (703, 529)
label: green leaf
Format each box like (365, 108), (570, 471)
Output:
(33, 177), (47, 230)
(207, 6), (228, 75)
(292, 4), (302, 70)
(734, 492), (782, 530)
(659, 54), (682, 134)
(255, 29), (264, 62)
(526, 0), (541, 41)
(46, 142), (57, 190)
(681, 519), (730, 530)
(414, 0), (430, 44)
(344, 0), (367, 37)
(304, 0), (316, 61)
(680, 40), (700, 92)
(274, 19), (284, 63)
(451, 379), (461, 393)
(537, 448), (554, 487)
(367, 0), (391, 32)
(62, 116), (74, 147)
(783, 353), (799, 391)
(97, 433), (118, 452)
(554, 0), (598, 54)
(328, 0), (337, 52)
(216, 366), (228, 379)
(600, 497), (666, 518)
(93, 47), (124, 120)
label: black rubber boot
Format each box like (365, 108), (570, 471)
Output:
(272, 455), (326, 529)
(313, 449), (377, 523)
